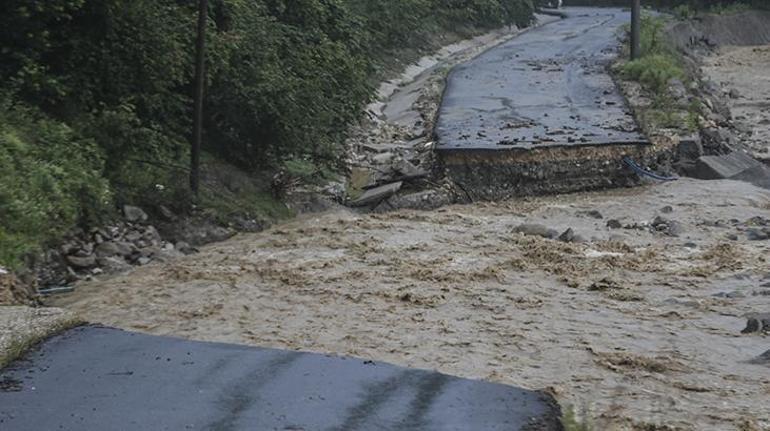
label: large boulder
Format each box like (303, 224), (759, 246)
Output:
(123, 205), (149, 223)
(65, 254), (97, 269)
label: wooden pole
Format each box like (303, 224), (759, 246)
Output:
(191, 0), (208, 196)
(631, 0), (641, 60)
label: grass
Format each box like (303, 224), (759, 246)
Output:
(616, 14), (701, 133)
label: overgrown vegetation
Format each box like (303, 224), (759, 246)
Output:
(617, 14), (697, 132)
(0, 98), (111, 269)
(0, 0), (538, 267)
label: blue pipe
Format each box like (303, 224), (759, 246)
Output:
(623, 157), (678, 181)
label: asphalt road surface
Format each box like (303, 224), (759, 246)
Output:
(0, 326), (560, 430)
(436, 8), (647, 151)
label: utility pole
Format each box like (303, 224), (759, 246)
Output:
(191, 0), (208, 197)
(630, 0), (641, 60)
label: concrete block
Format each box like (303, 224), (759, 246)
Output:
(693, 151), (763, 180)
(350, 181), (402, 207)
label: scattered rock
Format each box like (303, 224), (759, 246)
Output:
(95, 241), (120, 258)
(660, 206), (674, 214)
(606, 219), (622, 229)
(175, 242), (198, 255)
(577, 209), (603, 219)
(748, 350), (770, 365)
(377, 189), (453, 211)
(746, 228), (770, 241)
(123, 205), (149, 223)
(742, 313), (770, 334)
(392, 159), (428, 181)
(712, 291), (745, 299)
(588, 278), (621, 292)
(513, 223), (559, 239)
(65, 254), (97, 269)
(651, 216), (685, 237)
(350, 181), (403, 207)
(557, 228), (584, 243)
(96, 257), (132, 273)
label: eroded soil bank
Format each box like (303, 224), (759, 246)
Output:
(54, 179), (770, 430)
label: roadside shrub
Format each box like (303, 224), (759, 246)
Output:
(621, 54), (684, 94)
(0, 100), (110, 268)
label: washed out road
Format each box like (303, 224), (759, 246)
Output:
(0, 326), (559, 430)
(436, 7), (646, 150)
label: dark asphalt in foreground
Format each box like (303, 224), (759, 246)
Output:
(436, 8), (647, 151)
(0, 326), (559, 430)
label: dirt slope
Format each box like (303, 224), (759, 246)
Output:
(53, 178), (770, 430)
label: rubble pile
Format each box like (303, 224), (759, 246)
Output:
(31, 206), (199, 290)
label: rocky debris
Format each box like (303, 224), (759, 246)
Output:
(123, 205), (149, 223)
(712, 291), (745, 299)
(606, 219), (622, 229)
(513, 224), (559, 239)
(651, 216), (685, 237)
(374, 189), (454, 212)
(576, 210), (603, 219)
(350, 182), (403, 207)
(742, 313), (770, 334)
(65, 254), (97, 269)
(746, 229), (770, 241)
(748, 350), (770, 366)
(0, 268), (39, 306)
(557, 228), (584, 243)
(26, 205), (199, 291)
(175, 242), (198, 255)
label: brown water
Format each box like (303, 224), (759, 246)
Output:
(53, 179), (770, 430)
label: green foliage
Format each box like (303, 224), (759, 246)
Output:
(0, 100), (110, 268)
(673, 4), (697, 20)
(622, 54), (685, 94)
(0, 0), (537, 268)
(706, 2), (751, 14)
(621, 15), (685, 94)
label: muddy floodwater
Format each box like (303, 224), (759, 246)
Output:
(53, 179), (770, 430)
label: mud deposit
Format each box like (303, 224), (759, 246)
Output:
(702, 44), (770, 161)
(53, 179), (770, 430)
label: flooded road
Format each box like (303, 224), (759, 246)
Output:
(53, 179), (770, 430)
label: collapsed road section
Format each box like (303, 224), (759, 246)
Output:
(436, 8), (653, 200)
(0, 326), (561, 430)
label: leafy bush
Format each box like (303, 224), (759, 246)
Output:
(620, 15), (685, 95)
(622, 54), (685, 94)
(0, 100), (110, 268)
